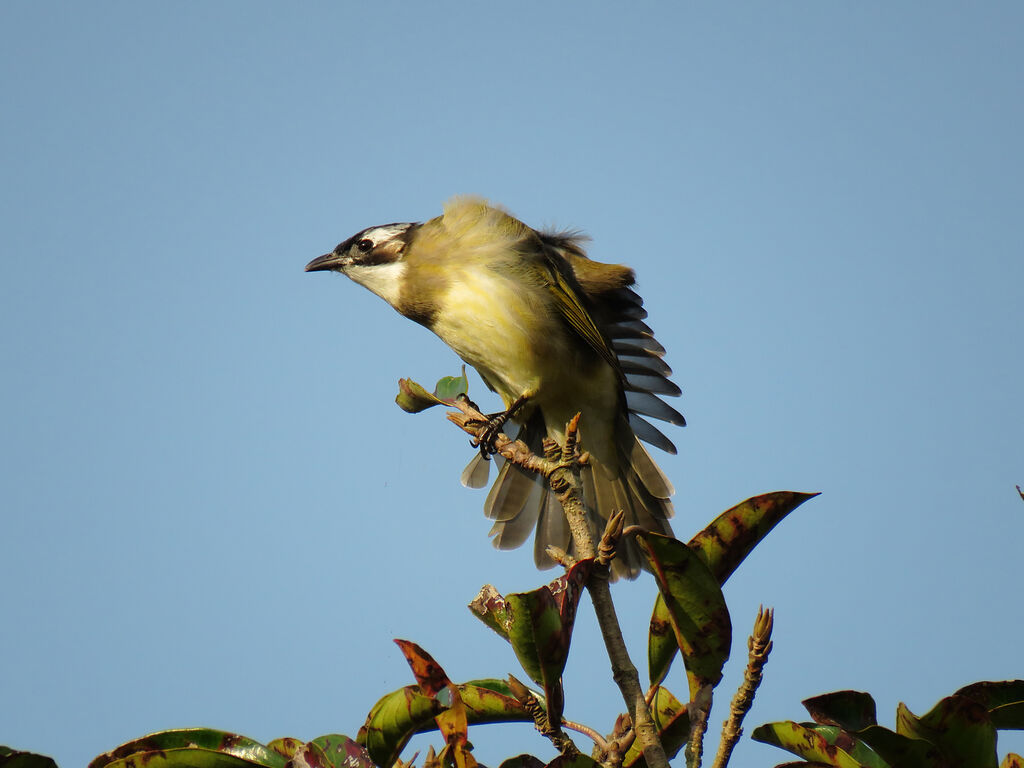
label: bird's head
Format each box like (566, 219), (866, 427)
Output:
(305, 222), (419, 307)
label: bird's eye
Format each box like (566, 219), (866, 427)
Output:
(356, 238), (373, 252)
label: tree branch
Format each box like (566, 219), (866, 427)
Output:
(711, 606), (775, 768)
(447, 401), (670, 768)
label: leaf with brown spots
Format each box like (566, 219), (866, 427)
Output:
(292, 736), (373, 768)
(358, 680), (535, 768)
(396, 640), (453, 698)
(750, 721), (876, 768)
(648, 492), (817, 686)
(955, 680), (1024, 729)
(635, 532), (731, 701)
(621, 686), (691, 768)
(900, 696), (999, 768)
(358, 686), (445, 768)
(688, 491), (819, 585)
(267, 739), (303, 761)
(468, 584), (511, 642)
(95, 749), (280, 768)
(88, 729), (287, 768)
(504, 560), (592, 725)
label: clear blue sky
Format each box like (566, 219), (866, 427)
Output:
(2, 3), (1022, 766)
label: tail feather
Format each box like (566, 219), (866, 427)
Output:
(468, 410), (675, 581)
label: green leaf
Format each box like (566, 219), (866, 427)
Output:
(358, 686), (445, 768)
(847, 725), (944, 768)
(648, 492), (816, 686)
(955, 680), (1024, 729)
(621, 687), (691, 768)
(497, 757), (544, 768)
(750, 722), (872, 768)
(395, 370), (469, 413)
(504, 561), (592, 724)
(433, 366), (470, 402)
(647, 597), (675, 689)
(96, 749), (272, 768)
(803, 691), (879, 732)
(0, 748), (59, 768)
(459, 680), (534, 725)
(635, 532), (731, 700)
(901, 696), (998, 768)
(688, 491), (819, 585)
(88, 730), (286, 768)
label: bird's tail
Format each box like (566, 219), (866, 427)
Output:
(462, 411), (674, 581)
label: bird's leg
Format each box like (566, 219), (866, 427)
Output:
(467, 392), (530, 458)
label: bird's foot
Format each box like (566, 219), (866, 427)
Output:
(466, 394), (529, 459)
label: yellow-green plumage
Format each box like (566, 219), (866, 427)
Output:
(306, 196), (684, 580)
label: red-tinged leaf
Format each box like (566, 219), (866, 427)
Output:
(468, 584), (511, 641)
(621, 687), (692, 768)
(267, 739), (303, 761)
(0, 748), (58, 768)
(905, 695), (999, 768)
(803, 691), (879, 732)
(635, 532), (730, 701)
(297, 737), (372, 768)
(955, 681), (1024, 728)
(358, 686), (445, 768)
(88, 730), (286, 768)
(396, 639), (453, 697)
(750, 722), (871, 768)
(688, 491), (819, 585)
(1002, 753), (1024, 768)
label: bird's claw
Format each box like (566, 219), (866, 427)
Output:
(467, 411), (508, 459)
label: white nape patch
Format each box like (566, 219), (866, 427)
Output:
(361, 223), (411, 246)
(345, 260), (407, 307)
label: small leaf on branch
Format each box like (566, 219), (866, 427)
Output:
(396, 368), (469, 413)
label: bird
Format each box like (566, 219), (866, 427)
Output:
(305, 197), (684, 579)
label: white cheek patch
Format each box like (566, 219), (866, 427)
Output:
(345, 261), (408, 307)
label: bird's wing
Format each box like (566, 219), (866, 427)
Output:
(540, 250), (623, 374)
(542, 233), (685, 453)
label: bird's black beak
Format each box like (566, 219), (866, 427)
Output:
(305, 252), (345, 272)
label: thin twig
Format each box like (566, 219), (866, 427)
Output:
(686, 697), (709, 768)
(711, 606), (775, 768)
(562, 718), (609, 752)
